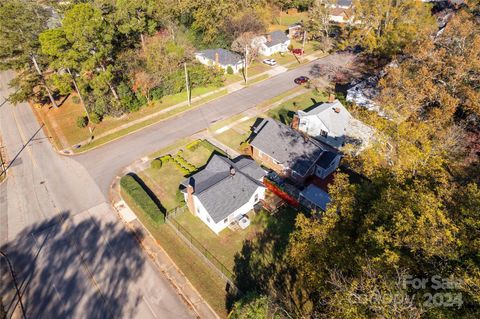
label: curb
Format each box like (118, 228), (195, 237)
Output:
(55, 53), (325, 156)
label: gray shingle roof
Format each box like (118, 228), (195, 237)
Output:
(250, 118), (332, 177)
(265, 31), (290, 48)
(181, 155), (265, 223)
(196, 48), (243, 66)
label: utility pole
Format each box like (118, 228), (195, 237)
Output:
(184, 62), (191, 106)
(244, 45), (249, 84)
(302, 30), (307, 55)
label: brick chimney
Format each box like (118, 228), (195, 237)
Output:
(291, 114), (300, 130)
(267, 34), (272, 43)
(186, 179), (196, 215)
(215, 51), (219, 65)
(328, 93), (335, 103)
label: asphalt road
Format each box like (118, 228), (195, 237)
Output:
(0, 53), (350, 318)
(0, 71), (195, 319)
(75, 56), (342, 194)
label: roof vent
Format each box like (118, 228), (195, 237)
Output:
(230, 167), (236, 176)
(333, 107), (341, 113)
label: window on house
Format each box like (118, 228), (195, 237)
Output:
(320, 130), (328, 137)
(254, 194), (259, 202)
(224, 218), (228, 224)
(207, 216), (210, 223)
(197, 207), (200, 214)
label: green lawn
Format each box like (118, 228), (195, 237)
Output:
(175, 206), (297, 278)
(173, 211), (265, 272)
(140, 163), (185, 211)
(140, 140), (223, 211)
(39, 85), (224, 151)
(172, 206), (297, 273)
(75, 89), (228, 152)
(266, 89), (329, 125)
(213, 117), (256, 152)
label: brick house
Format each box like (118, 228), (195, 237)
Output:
(248, 118), (341, 184)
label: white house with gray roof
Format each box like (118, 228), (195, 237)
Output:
(181, 155), (266, 234)
(249, 118), (341, 184)
(251, 31), (290, 56)
(195, 48), (243, 73)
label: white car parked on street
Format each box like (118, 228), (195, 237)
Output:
(262, 59), (277, 66)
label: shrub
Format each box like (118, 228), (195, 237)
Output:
(71, 96), (81, 104)
(76, 116), (88, 128)
(160, 155), (172, 164)
(90, 112), (102, 124)
(151, 158), (162, 169)
(240, 141), (251, 154)
(120, 175), (165, 224)
(186, 140), (202, 151)
(226, 65), (234, 74)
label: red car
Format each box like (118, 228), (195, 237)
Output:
(291, 48), (304, 55)
(294, 76), (309, 85)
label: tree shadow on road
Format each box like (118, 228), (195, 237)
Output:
(0, 211), (146, 319)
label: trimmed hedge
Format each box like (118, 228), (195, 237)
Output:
(120, 175), (165, 224)
(186, 140), (202, 151)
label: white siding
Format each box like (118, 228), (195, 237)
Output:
(298, 115), (329, 138)
(194, 54), (242, 74)
(315, 155), (341, 179)
(190, 186), (266, 234)
(258, 41), (290, 56)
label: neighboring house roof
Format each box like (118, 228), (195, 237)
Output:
(264, 30), (290, 48)
(181, 155), (265, 223)
(330, 7), (354, 18)
(336, 0), (353, 7)
(300, 184), (331, 211)
(196, 48), (243, 66)
(298, 100), (351, 138)
(250, 118), (335, 177)
(288, 22), (303, 28)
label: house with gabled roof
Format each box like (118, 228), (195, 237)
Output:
(328, 0), (354, 24)
(180, 155), (266, 234)
(195, 48), (243, 73)
(292, 99), (352, 149)
(252, 30), (291, 56)
(248, 118), (341, 184)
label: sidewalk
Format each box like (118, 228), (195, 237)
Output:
(110, 178), (220, 319)
(63, 51), (325, 154)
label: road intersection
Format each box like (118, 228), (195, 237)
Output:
(0, 53), (354, 318)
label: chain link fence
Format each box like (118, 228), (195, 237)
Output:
(165, 207), (241, 295)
